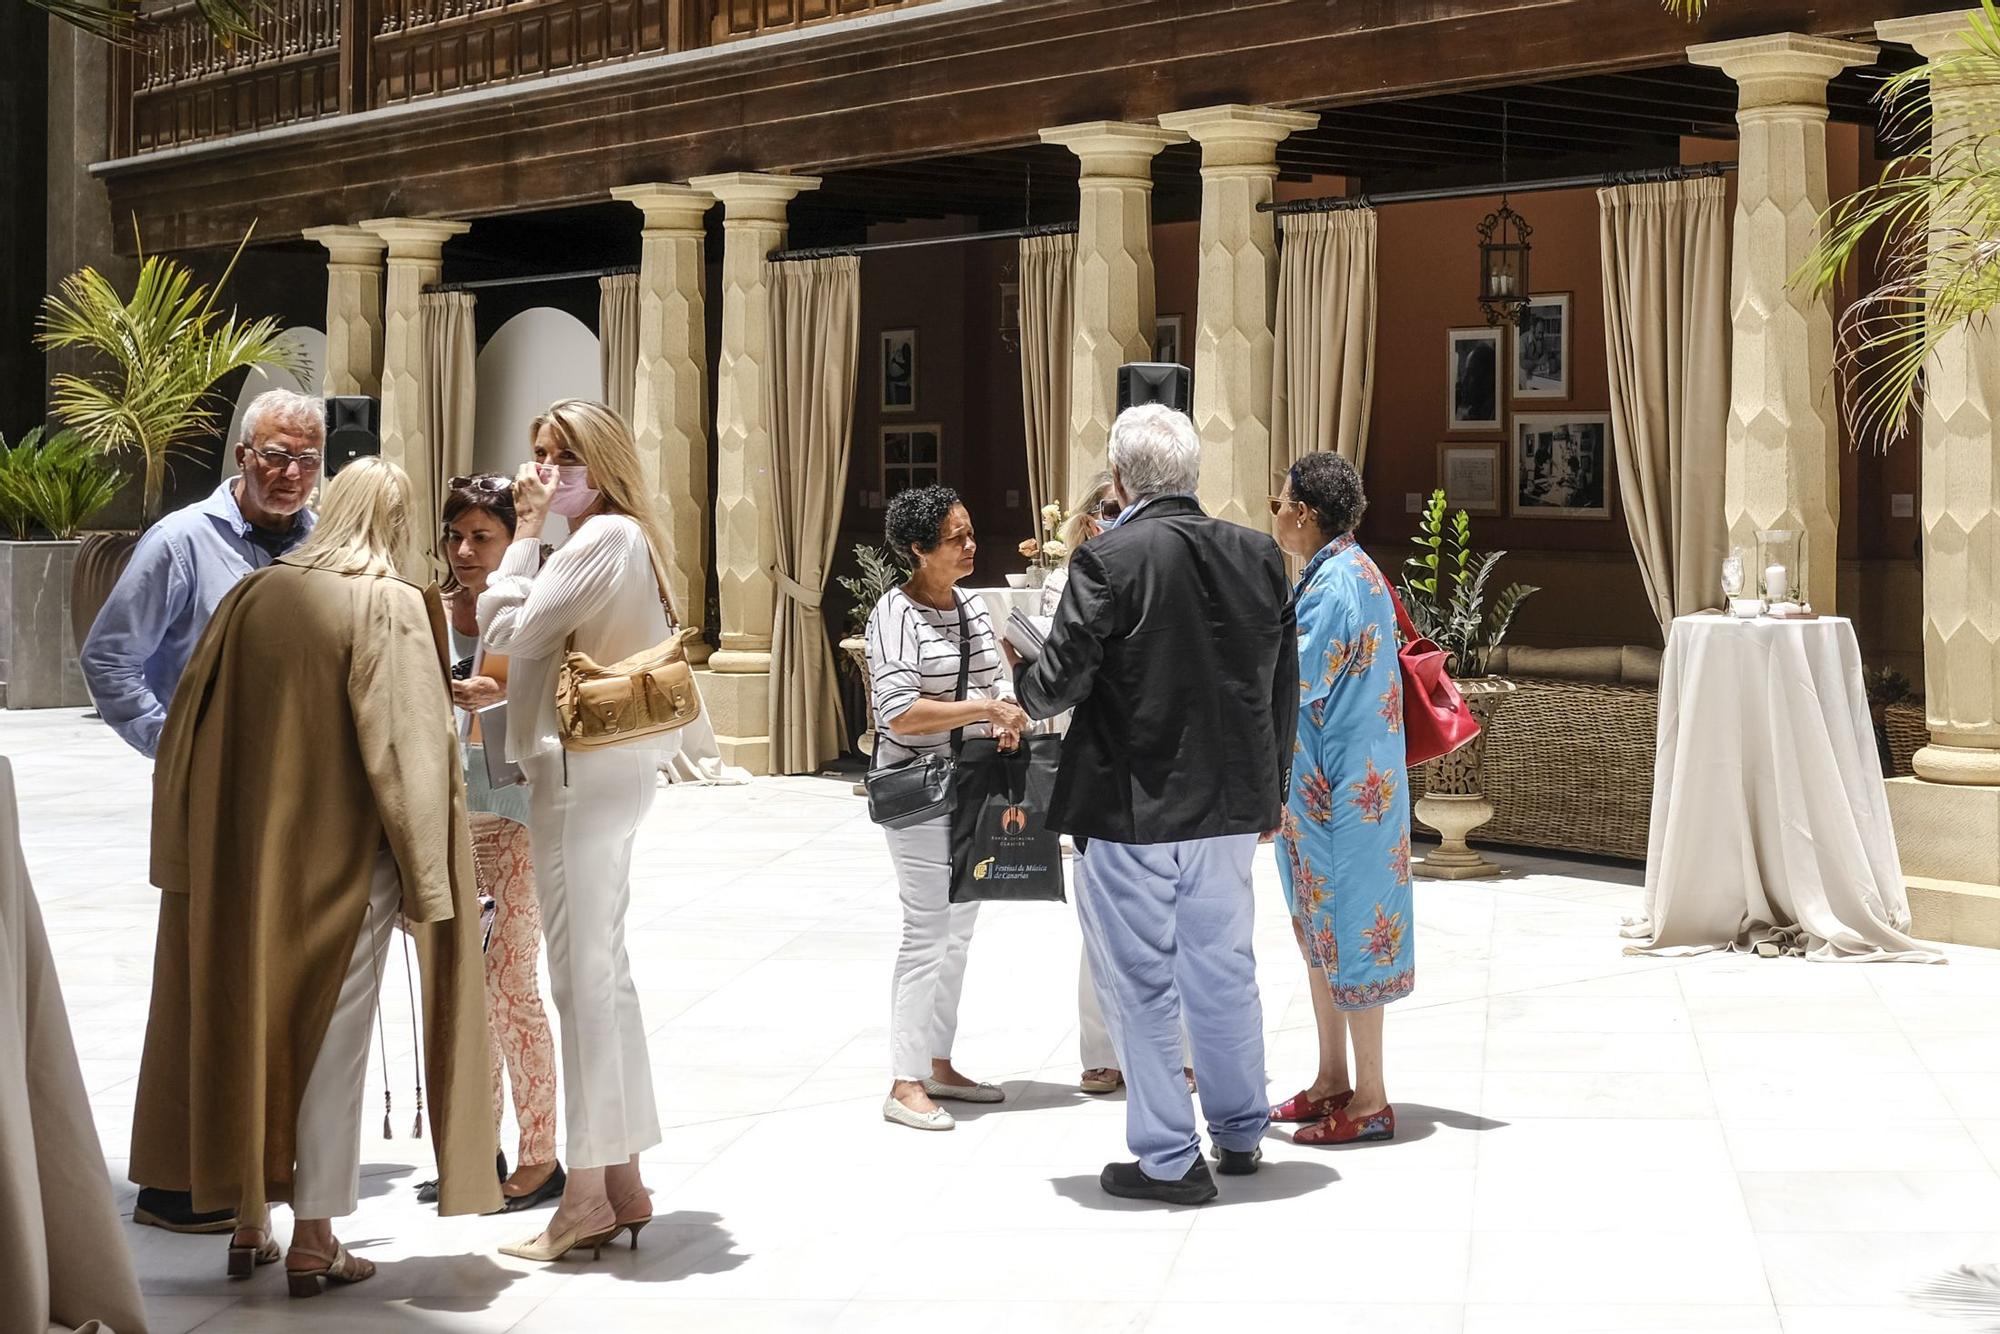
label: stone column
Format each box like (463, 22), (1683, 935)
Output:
(1689, 34), (1875, 613)
(1040, 121), (1187, 488)
(682, 172), (818, 775)
(610, 183), (717, 666)
(1157, 105), (1318, 529)
(1879, 11), (2000, 947)
(302, 226), (387, 398)
(357, 218), (468, 569)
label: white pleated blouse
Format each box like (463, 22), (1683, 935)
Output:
(476, 513), (676, 763)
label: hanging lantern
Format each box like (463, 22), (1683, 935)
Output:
(1478, 199), (1533, 329)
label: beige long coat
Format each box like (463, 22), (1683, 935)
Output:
(130, 557), (501, 1219)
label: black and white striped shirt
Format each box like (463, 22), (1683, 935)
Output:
(865, 586), (1007, 765)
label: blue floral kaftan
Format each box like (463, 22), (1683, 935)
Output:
(1276, 535), (1415, 1010)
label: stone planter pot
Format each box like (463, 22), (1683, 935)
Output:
(69, 530), (140, 652)
(1413, 675), (1516, 880)
(0, 540), (91, 709)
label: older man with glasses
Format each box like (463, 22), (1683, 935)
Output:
(79, 385), (324, 1235)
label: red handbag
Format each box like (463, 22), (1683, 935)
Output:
(1386, 584), (1481, 765)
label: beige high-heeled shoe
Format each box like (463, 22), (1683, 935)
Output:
(609, 1188), (653, 1251)
(285, 1241), (376, 1298)
(499, 1208), (620, 1263)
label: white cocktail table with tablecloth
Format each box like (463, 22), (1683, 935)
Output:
(1621, 614), (1941, 962)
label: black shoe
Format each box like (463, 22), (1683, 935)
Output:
(1212, 1144), (1263, 1176)
(417, 1151), (507, 1206)
(133, 1187), (235, 1234)
(1100, 1158), (1219, 1205)
(498, 1162), (566, 1213)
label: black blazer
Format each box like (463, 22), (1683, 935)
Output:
(1016, 495), (1298, 845)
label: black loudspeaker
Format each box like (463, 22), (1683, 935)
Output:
(325, 396), (381, 476)
(1117, 362), (1192, 415)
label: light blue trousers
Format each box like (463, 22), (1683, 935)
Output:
(1078, 834), (1270, 1179)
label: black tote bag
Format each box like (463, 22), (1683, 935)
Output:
(948, 734), (1066, 903)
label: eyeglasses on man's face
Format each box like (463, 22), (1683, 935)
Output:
(248, 445), (323, 475)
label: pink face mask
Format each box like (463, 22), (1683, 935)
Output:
(547, 465), (600, 518)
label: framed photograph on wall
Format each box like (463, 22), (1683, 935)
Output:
(881, 424), (942, 498)
(1512, 293), (1570, 399)
(1436, 441), (1505, 516)
(1446, 327), (1503, 432)
(1513, 412), (1611, 519)
(881, 328), (917, 412)
(1154, 314), (1184, 365)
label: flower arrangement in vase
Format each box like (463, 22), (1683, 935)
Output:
(1016, 501), (1071, 588)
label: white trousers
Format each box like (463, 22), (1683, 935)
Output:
(885, 816), (980, 1081)
(523, 746), (662, 1168)
(293, 849), (399, 1219)
(1076, 856), (1191, 1071)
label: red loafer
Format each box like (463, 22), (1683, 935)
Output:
(1270, 1088), (1354, 1123)
(1295, 1104), (1395, 1147)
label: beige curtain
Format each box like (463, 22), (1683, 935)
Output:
(1598, 177), (1730, 636)
(1271, 207), (1378, 482)
(420, 290), (477, 576)
(1018, 231), (1075, 519)
(599, 272), (639, 425)
(0, 758), (150, 1334)
(766, 256), (861, 775)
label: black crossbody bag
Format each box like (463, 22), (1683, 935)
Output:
(865, 593), (971, 829)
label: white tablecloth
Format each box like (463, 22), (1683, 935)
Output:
(1622, 615), (1942, 962)
(966, 585), (1045, 682)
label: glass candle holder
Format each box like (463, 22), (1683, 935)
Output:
(1755, 528), (1804, 608)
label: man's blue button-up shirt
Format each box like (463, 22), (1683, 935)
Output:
(79, 478), (315, 757)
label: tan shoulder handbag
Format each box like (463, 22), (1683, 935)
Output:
(554, 544), (701, 750)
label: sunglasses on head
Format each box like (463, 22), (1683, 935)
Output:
(449, 475), (512, 493)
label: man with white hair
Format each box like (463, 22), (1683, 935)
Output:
(80, 385), (323, 1234)
(1014, 403), (1297, 1205)
(84, 387), (324, 761)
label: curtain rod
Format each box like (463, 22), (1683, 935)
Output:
(770, 220), (1078, 263)
(425, 264), (639, 294)
(1261, 160), (1735, 215)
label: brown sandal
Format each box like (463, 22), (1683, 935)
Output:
(225, 1228), (280, 1280)
(286, 1241), (376, 1298)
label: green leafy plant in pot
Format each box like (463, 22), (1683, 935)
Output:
(1396, 489), (1538, 679)
(833, 542), (911, 760)
(0, 428), (126, 541)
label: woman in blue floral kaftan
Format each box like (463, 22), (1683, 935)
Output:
(1270, 453), (1413, 1147)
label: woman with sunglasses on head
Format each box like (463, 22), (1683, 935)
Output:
(415, 474), (566, 1216)
(1041, 475), (1195, 1100)
(478, 401), (679, 1260)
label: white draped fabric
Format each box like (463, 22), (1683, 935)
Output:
(1271, 207), (1378, 476)
(598, 273), (639, 426)
(1597, 177), (1730, 635)
(1623, 616), (1943, 962)
(0, 757), (150, 1334)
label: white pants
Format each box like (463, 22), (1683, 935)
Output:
(293, 849), (399, 1218)
(1076, 856), (1191, 1072)
(523, 746), (662, 1168)
(885, 816), (980, 1081)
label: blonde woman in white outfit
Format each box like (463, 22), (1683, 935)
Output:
(1040, 474), (1194, 1098)
(478, 400), (674, 1261)
(867, 486), (1031, 1131)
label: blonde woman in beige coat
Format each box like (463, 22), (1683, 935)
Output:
(133, 458), (499, 1297)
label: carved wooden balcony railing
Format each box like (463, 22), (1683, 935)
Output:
(114, 0), (939, 154)
(124, 0), (345, 152)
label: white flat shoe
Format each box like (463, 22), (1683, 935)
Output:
(883, 1095), (955, 1131)
(922, 1077), (1004, 1104)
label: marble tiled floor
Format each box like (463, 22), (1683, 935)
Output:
(12, 706), (2000, 1334)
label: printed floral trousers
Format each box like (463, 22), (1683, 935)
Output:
(470, 812), (558, 1168)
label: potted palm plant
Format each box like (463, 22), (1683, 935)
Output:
(0, 428), (125, 707)
(38, 230), (307, 648)
(1397, 489), (1538, 878)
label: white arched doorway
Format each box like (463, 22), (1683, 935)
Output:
(474, 308), (601, 479)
